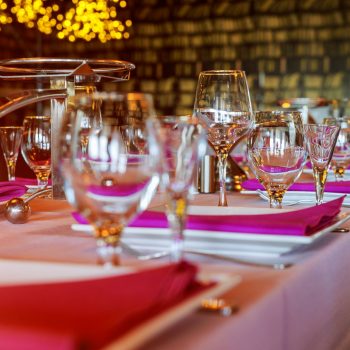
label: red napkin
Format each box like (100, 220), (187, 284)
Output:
(0, 261), (209, 350)
(73, 196), (344, 237)
(242, 179), (350, 194)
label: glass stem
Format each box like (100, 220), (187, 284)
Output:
(6, 156), (17, 181)
(268, 190), (284, 209)
(95, 224), (123, 268)
(167, 195), (188, 262)
(334, 166), (344, 182)
(34, 170), (51, 189)
(313, 167), (328, 205)
(217, 153), (228, 207)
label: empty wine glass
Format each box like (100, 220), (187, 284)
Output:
(21, 116), (51, 188)
(324, 117), (350, 181)
(247, 111), (307, 209)
(303, 124), (340, 204)
(60, 92), (162, 267)
(0, 126), (23, 181)
(193, 70), (253, 206)
(158, 115), (206, 261)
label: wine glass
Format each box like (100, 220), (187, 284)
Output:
(247, 111), (307, 209)
(60, 92), (162, 267)
(158, 115), (206, 261)
(0, 126), (23, 181)
(303, 124), (340, 205)
(193, 70), (253, 206)
(21, 116), (51, 188)
(324, 117), (350, 181)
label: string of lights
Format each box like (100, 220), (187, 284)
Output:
(0, 0), (132, 43)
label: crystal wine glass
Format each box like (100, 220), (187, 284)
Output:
(0, 126), (23, 181)
(303, 124), (340, 205)
(324, 117), (350, 181)
(247, 111), (307, 209)
(158, 115), (206, 261)
(21, 116), (51, 188)
(193, 70), (253, 206)
(60, 92), (162, 267)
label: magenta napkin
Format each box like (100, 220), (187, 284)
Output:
(0, 261), (209, 350)
(0, 178), (35, 201)
(242, 179), (350, 194)
(73, 196), (344, 237)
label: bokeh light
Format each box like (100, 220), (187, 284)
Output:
(2, 0), (131, 42)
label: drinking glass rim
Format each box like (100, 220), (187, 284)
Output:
(23, 115), (51, 121)
(199, 69), (246, 76)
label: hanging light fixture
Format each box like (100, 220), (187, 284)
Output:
(6, 0), (132, 42)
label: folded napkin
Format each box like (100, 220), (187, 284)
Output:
(73, 196), (344, 237)
(0, 261), (209, 350)
(0, 178), (35, 201)
(242, 179), (350, 194)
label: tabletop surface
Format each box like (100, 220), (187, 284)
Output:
(1, 191), (350, 350)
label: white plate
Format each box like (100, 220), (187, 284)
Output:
(71, 207), (350, 258)
(244, 189), (350, 206)
(104, 272), (241, 350)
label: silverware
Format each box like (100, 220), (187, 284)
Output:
(200, 298), (239, 316)
(4, 187), (52, 224)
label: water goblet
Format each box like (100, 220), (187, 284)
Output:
(0, 126), (23, 181)
(193, 70), (253, 207)
(303, 124), (340, 205)
(60, 92), (162, 267)
(247, 111), (307, 209)
(324, 117), (350, 181)
(21, 116), (51, 189)
(158, 115), (206, 261)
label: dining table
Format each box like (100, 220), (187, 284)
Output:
(1, 189), (350, 350)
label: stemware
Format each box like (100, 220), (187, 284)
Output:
(158, 115), (206, 261)
(0, 126), (23, 181)
(193, 70), (253, 206)
(247, 111), (307, 209)
(21, 116), (51, 188)
(303, 124), (340, 205)
(60, 92), (161, 267)
(324, 117), (350, 181)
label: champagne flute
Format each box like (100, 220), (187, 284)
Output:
(303, 124), (340, 204)
(193, 70), (253, 206)
(158, 115), (206, 261)
(247, 111), (307, 209)
(324, 117), (350, 181)
(60, 92), (161, 267)
(0, 126), (23, 181)
(21, 116), (51, 189)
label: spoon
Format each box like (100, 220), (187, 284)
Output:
(4, 188), (52, 224)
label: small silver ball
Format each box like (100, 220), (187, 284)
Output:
(4, 198), (31, 224)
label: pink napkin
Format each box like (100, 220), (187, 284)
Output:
(0, 261), (210, 350)
(73, 196), (344, 237)
(0, 178), (36, 201)
(242, 179), (350, 194)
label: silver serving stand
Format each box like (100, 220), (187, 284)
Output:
(0, 58), (135, 199)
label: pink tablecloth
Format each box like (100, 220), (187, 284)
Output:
(0, 194), (349, 350)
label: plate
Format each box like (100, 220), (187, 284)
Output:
(104, 272), (241, 350)
(246, 189), (350, 206)
(71, 207), (350, 258)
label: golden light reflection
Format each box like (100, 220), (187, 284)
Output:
(2, 0), (132, 42)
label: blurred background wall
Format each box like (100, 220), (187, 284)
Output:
(1, 0), (350, 115)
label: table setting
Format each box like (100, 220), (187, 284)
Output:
(0, 62), (350, 350)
